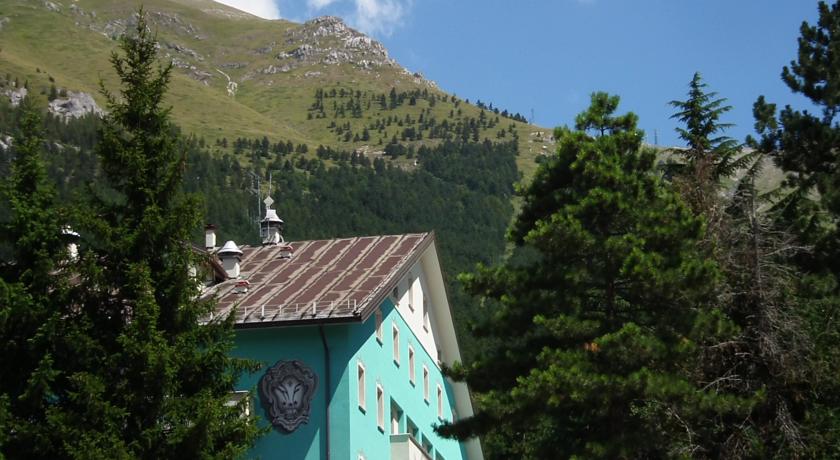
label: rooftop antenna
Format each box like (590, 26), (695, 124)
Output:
(267, 169), (283, 199)
(246, 170), (261, 231)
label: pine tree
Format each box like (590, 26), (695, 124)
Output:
(439, 93), (724, 459)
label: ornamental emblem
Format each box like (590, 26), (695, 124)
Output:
(259, 360), (318, 433)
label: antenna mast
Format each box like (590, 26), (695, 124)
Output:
(246, 170), (262, 230)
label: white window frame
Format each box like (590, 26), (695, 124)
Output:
(408, 277), (415, 311)
(437, 384), (444, 419)
(376, 384), (385, 431)
(392, 323), (400, 365)
(391, 401), (402, 435)
(375, 309), (383, 343)
(225, 390), (251, 418)
(357, 362), (366, 411)
(423, 365), (430, 402)
(423, 297), (430, 331)
(408, 345), (415, 385)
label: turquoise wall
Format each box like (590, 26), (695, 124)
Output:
(233, 298), (466, 460)
(232, 327), (327, 460)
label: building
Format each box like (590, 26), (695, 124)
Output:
(202, 204), (483, 460)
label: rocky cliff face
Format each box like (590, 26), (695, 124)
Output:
(250, 16), (436, 87)
(282, 16), (394, 68)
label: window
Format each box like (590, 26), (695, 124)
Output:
(408, 278), (415, 311)
(437, 384), (444, 419)
(392, 324), (400, 365)
(422, 436), (434, 457)
(225, 390), (251, 417)
(375, 309), (383, 343)
(423, 365), (430, 402)
(407, 417), (419, 439)
(376, 384), (385, 431)
(423, 298), (430, 331)
(357, 363), (366, 410)
(408, 345), (415, 384)
(391, 400), (403, 435)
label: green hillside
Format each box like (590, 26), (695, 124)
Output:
(0, 0), (551, 178)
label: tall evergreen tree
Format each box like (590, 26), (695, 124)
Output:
(2, 12), (261, 458)
(0, 98), (73, 457)
(669, 74), (811, 458)
(668, 72), (745, 217)
(72, 12), (259, 457)
(438, 93), (727, 459)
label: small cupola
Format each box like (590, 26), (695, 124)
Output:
(217, 240), (243, 279)
(260, 196), (285, 245)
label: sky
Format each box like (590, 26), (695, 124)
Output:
(215, 0), (823, 146)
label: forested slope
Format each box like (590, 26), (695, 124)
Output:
(0, 98), (517, 358)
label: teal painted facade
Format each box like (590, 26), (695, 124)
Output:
(232, 298), (466, 459)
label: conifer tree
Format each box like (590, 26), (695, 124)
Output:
(2, 12), (260, 458)
(0, 98), (73, 457)
(79, 13), (259, 456)
(439, 93), (725, 459)
(668, 72), (745, 217)
(669, 74), (811, 458)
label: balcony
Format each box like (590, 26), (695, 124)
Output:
(390, 433), (432, 460)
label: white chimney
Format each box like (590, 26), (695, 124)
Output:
(205, 224), (217, 250)
(61, 226), (80, 261)
(217, 240), (243, 279)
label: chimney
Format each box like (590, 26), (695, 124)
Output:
(261, 208), (285, 246)
(61, 226), (80, 261)
(217, 240), (243, 279)
(205, 224), (217, 250)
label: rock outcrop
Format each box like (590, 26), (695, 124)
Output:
(4, 87), (28, 107)
(48, 92), (104, 120)
(275, 16), (397, 71)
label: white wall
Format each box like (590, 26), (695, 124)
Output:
(393, 263), (440, 369)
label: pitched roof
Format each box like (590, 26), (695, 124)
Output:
(205, 232), (434, 327)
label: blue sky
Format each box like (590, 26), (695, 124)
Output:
(217, 0), (822, 146)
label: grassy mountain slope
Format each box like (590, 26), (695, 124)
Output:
(0, 0), (551, 178)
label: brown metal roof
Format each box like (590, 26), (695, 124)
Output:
(205, 232), (433, 327)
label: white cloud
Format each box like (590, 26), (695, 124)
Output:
(214, 0), (282, 19)
(307, 0), (340, 9)
(352, 0), (411, 37)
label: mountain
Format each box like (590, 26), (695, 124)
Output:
(0, 0), (551, 178)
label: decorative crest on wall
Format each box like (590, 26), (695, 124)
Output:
(259, 360), (318, 433)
